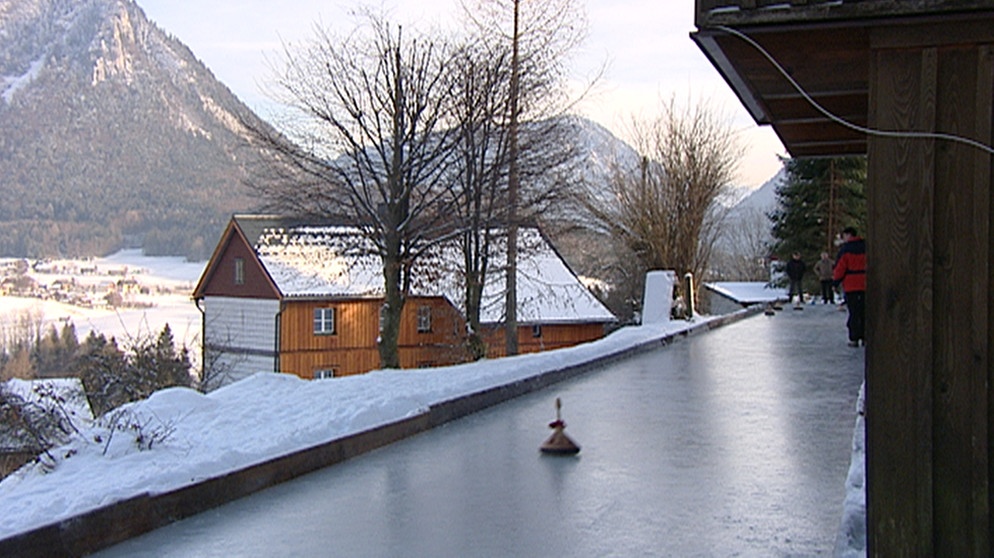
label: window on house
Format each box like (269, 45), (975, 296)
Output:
(417, 305), (432, 333)
(234, 258), (245, 285)
(314, 308), (336, 335)
(314, 369), (337, 380)
(532, 324), (543, 338)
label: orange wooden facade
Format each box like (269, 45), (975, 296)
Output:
(278, 296), (470, 378)
(195, 216), (614, 382)
(480, 323), (608, 359)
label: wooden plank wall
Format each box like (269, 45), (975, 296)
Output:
(866, 21), (993, 555)
(278, 297), (468, 378)
(481, 323), (607, 359)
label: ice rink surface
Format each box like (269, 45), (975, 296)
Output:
(97, 304), (864, 557)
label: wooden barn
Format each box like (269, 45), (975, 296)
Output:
(193, 215), (615, 386)
(693, 1), (994, 554)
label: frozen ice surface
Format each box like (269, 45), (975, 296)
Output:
(95, 304), (863, 557)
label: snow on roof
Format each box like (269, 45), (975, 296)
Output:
(473, 230), (616, 325)
(704, 282), (785, 304)
(252, 224), (615, 325)
(256, 226), (383, 298)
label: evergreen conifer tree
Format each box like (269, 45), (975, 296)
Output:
(769, 156), (866, 289)
(153, 324), (191, 388)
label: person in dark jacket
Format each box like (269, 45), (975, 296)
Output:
(785, 252), (806, 308)
(833, 227), (867, 346)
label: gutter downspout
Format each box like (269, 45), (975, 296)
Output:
(274, 301), (284, 373)
(194, 297), (206, 388)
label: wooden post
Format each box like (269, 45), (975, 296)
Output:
(865, 21), (994, 555)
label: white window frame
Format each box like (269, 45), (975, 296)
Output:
(417, 305), (432, 333)
(314, 369), (336, 380)
(313, 307), (336, 335)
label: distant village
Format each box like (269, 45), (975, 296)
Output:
(0, 257), (187, 311)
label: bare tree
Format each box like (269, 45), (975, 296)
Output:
(0, 308), (44, 380)
(580, 97), (743, 315)
(445, 38), (582, 356)
(711, 206), (773, 282)
(0, 381), (83, 475)
(247, 12), (460, 369)
(195, 325), (244, 393)
(456, 0), (589, 355)
(444, 39), (511, 357)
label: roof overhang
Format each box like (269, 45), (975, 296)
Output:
(692, 1), (994, 158)
(691, 22), (870, 158)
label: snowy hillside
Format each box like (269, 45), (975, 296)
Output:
(0, 250), (204, 350)
(0, 0), (262, 260)
(732, 167), (783, 215)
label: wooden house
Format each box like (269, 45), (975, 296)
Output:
(193, 215), (615, 386)
(693, 2), (994, 553)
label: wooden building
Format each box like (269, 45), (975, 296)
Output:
(193, 215), (615, 385)
(693, 1), (994, 554)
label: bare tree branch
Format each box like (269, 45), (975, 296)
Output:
(241, 11), (461, 369)
(577, 96), (743, 318)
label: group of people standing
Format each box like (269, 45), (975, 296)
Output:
(782, 227), (866, 347)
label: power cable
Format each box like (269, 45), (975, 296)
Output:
(713, 24), (994, 156)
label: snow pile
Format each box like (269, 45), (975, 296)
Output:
(0, 317), (711, 539)
(835, 382), (867, 557)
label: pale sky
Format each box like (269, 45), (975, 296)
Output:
(137, 0), (786, 189)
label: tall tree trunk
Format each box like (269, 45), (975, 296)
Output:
(379, 251), (403, 369)
(504, 0), (521, 357)
(379, 37), (407, 370)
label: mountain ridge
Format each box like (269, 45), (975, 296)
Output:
(0, 0), (262, 259)
(0, 0), (777, 268)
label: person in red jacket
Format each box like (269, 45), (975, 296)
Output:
(833, 226), (866, 346)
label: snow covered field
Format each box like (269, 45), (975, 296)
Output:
(0, 250), (205, 350)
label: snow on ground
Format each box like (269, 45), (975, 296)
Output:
(0, 250), (204, 350)
(836, 383), (867, 557)
(0, 316), (719, 539)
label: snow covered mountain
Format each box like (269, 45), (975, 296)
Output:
(0, 0), (265, 259)
(730, 167), (783, 217)
(708, 168), (783, 281)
